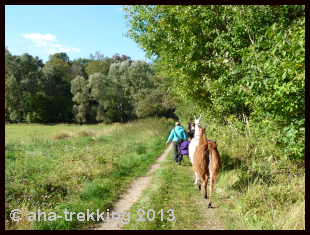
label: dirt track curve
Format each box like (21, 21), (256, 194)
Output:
(94, 143), (173, 230)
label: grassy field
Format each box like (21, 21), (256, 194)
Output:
(5, 118), (174, 230)
(122, 119), (305, 230)
(5, 123), (116, 144)
(5, 118), (304, 230)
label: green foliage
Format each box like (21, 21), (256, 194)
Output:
(48, 52), (70, 63)
(123, 5), (305, 159)
(26, 94), (51, 123)
(43, 57), (71, 83)
(5, 51), (44, 122)
(71, 76), (89, 123)
(88, 73), (109, 121)
(85, 51), (115, 77)
(134, 88), (176, 119)
(70, 57), (91, 79)
(111, 53), (131, 63)
(5, 46), (176, 125)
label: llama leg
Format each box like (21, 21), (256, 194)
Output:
(208, 175), (214, 208)
(203, 175), (207, 199)
(198, 177), (201, 190)
(194, 172), (199, 185)
(205, 174), (209, 199)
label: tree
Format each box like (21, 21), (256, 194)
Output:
(134, 88), (177, 119)
(112, 53), (132, 63)
(41, 53), (74, 122)
(69, 64), (83, 80)
(123, 5), (305, 159)
(5, 49), (44, 122)
(71, 76), (89, 123)
(88, 73), (109, 122)
(49, 52), (70, 64)
(70, 57), (91, 79)
(85, 51), (114, 77)
(107, 61), (133, 123)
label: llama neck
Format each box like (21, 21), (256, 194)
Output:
(194, 124), (200, 138)
(198, 131), (207, 146)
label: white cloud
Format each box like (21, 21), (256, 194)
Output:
(21, 33), (81, 54)
(21, 33), (57, 42)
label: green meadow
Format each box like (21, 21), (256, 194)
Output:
(5, 118), (174, 230)
(5, 123), (116, 144)
(5, 118), (305, 230)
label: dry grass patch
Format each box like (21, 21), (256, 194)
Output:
(6, 206), (32, 230)
(50, 132), (70, 140)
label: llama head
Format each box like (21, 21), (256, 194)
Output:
(194, 115), (202, 126)
(208, 140), (217, 150)
(187, 122), (191, 131)
(200, 125), (207, 134)
(193, 115), (202, 137)
(200, 127), (205, 135)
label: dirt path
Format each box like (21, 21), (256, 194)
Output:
(94, 143), (173, 230)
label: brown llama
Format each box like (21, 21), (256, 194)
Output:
(192, 127), (221, 208)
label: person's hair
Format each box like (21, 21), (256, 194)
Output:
(186, 131), (194, 139)
(175, 121), (180, 126)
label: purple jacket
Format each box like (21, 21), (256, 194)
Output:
(180, 141), (191, 155)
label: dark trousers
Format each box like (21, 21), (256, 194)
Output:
(173, 141), (183, 162)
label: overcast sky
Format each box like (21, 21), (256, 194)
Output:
(5, 5), (149, 63)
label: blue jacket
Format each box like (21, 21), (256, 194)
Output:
(167, 126), (188, 142)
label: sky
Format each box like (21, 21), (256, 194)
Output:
(5, 5), (149, 63)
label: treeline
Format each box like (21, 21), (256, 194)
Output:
(5, 50), (177, 124)
(123, 5), (305, 160)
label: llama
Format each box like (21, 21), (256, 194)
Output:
(193, 127), (221, 208)
(186, 122), (194, 139)
(188, 115), (202, 185)
(187, 122), (192, 132)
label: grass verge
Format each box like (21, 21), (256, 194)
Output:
(179, 118), (305, 230)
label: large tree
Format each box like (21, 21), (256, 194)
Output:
(85, 51), (115, 77)
(5, 49), (44, 122)
(71, 76), (89, 123)
(41, 52), (74, 122)
(123, 5), (305, 159)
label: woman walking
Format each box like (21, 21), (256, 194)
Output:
(166, 121), (188, 165)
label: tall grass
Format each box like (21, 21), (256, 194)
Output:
(181, 118), (305, 230)
(5, 118), (174, 230)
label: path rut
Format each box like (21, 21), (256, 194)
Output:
(94, 143), (173, 230)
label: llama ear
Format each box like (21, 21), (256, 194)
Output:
(194, 115), (196, 120)
(199, 115), (202, 120)
(204, 125), (207, 129)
